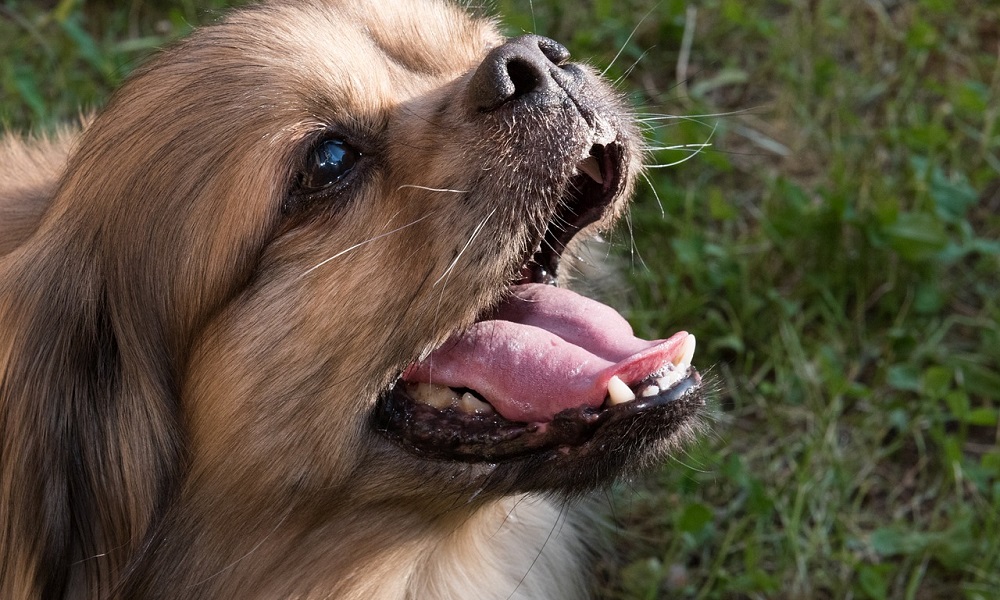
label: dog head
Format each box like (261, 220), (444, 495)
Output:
(0, 0), (704, 596)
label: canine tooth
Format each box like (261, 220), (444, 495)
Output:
(640, 385), (660, 398)
(656, 370), (685, 392)
(673, 334), (696, 367)
(407, 382), (459, 409)
(458, 392), (494, 415)
(577, 156), (603, 184)
(607, 376), (635, 405)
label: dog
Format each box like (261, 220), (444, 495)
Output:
(0, 0), (705, 598)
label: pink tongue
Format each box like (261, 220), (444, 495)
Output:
(403, 284), (690, 423)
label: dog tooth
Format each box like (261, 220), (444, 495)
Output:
(407, 382), (459, 409)
(404, 382), (431, 406)
(607, 376), (636, 405)
(577, 156), (603, 184)
(656, 370), (685, 392)
(640, 385), (660, 398)
(673, 334), (696, 367)
(458, 392), (494, 415)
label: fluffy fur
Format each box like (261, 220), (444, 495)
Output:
(0, 1), (701, 598)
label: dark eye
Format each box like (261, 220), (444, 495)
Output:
(300, 139), (360, 191)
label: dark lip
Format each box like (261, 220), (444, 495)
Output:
(372, 369), (703, 462)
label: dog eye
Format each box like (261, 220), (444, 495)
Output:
(301, 139), (360, 191)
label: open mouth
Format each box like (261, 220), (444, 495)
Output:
(373, 140), (704, 463)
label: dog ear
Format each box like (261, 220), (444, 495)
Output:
(0, 232), (182, 599)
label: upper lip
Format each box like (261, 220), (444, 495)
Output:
(520, 139), (624, 285)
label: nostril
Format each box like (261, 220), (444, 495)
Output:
(505, 58), (543, 103)
(468, 35), (574, 112)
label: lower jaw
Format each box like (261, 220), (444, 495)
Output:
(371, 368), (703, 465)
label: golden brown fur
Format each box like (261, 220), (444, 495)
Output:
(0, 1), (702, 598)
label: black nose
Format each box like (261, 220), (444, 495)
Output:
(468, 35), (572, 112)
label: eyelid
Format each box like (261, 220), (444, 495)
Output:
(283, 117), (385, 216)
(301, 139), (360, 190)
(283, 135), (364, 215)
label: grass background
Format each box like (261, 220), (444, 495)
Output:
(2, 0), (999, 597)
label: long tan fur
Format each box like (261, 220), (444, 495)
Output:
(0, 1), (702, 598)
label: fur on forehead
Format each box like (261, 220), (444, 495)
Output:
(81, 0), (502, 190)
(218, 0), (502, 114)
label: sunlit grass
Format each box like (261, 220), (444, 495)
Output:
(3, 0), (998, 597)
(499, 1), (999, 597)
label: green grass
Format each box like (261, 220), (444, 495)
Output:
(3, 0), (999, 598)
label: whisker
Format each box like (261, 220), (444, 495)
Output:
(601, 5), (657, 78)
(429, 209), (496, 365)
(636, 107), (757, 121)
(505, 502), (568, 600)
(396, 184), (469, 194)
(644, 122), (718, 169)
(646, 154), (707, 169)
(188, 510), (291, 588)
(645, 150), (711, 169)
(434, 208), (496, 287)
(640, 171), (665, 218)
(645, 143), (714, 152)
(494, 495), (530, 538)
(613, 47), (652, 88)
(624, 211), (649, 273)
(302, 213), (434, 277)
